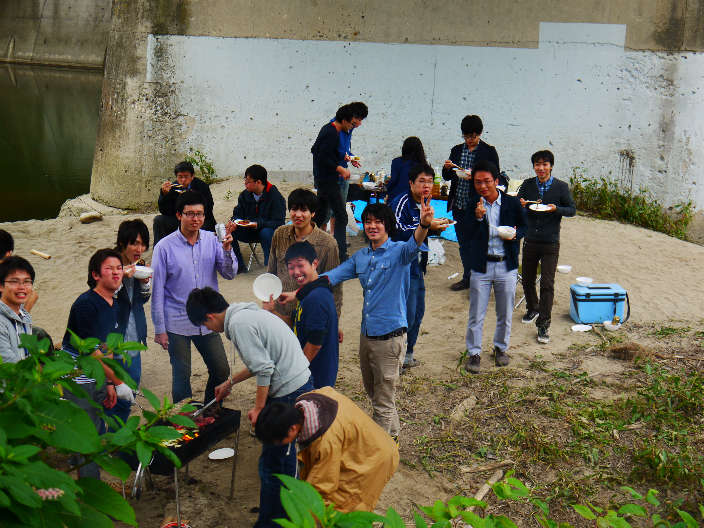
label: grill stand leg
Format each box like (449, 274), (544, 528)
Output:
(229, 427), (240, 499)
(174, 466), (181, 528)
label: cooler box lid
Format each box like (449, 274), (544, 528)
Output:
(570, 283), (627, 299)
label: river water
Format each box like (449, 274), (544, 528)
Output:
(0, 65), (102, 222)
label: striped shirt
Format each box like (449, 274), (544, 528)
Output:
(296, 398), (321, 443)
(455, 144), (477, 210)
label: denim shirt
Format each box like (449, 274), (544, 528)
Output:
(323, 236), (419, 336)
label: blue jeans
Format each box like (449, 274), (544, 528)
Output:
(234, 227), (275, 267)
(103, 352), (142, 431)
(405, 273), (426, 363)
(167, 332), (230, 404)
(255, 377), (314, 528)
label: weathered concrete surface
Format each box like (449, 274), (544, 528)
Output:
(0, 0), (111, 68)
(91, 0), (704, 218)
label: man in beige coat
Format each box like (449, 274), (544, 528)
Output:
(255, 386), (399, 512)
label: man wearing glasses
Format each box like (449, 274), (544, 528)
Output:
(151, 191), (236, 405)
(229, 164), (286, 272)
(0, 256), (35, 363)
(442, 115), (501, 292)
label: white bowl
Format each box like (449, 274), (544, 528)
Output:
(603, 321), (622, 331)
(506, 191), (518, 197)
(454, 168), (471, 180)
(576, 276), (593, 286)
(133, 266), (153, 279)
(496, 226), (516, 240)
(556, 264), (572, 274)
(208, 447), (235, 460)
(253, 273), (283, 302)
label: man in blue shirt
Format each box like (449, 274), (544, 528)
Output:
(462, 160), (525, 374)
(390, 164), (448, 371)
(321, 201), (435, 440)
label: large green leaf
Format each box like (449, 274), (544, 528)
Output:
(0, 488), (10, 507)
(277, 474), (325, 520)
(677, 510), (698, 528)
(145, 425), (182, 441)
(140, 388), (161, 410)
(572, 504), (596, 520)
(383, 507), (406, 528)
(7, 444), (41, 461)
(413, 512), (430, 528)
(94, 454), (133, 481)
(0, 410), (35, 439)
(136, 440), (153, 467)
(37, 400), (101, 453)
(77, 477), (136, 526)
(76, 357), (105, 388)
(618, 504), (647, 517)
(59, 501), (114, 528)
(154, 444), (182, 468)
(168, 413), (197, 428)
(0, 475), (42, 508)
(335, 510), (387, 527)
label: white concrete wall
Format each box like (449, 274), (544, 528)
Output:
(145, 22), (704, 210)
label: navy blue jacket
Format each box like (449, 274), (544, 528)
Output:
(441, 140), (503, 211)
(231, 182), (286, 231)
(386, 157), (415, 203)
(116, 278), (150, 345)
(462, 192), (526, 273)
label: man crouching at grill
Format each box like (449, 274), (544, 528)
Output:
(186, 286), (313, 528)
(255, 386), (399, 513)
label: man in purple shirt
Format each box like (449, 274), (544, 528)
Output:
(152, 191), (237, 404)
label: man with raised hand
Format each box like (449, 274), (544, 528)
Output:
(390, 163), (448, 371)
(151, 190), (235, 405)
(185, 287), (312, 528)
(462, 160), (525, 374)
(517, 150), (576, 344)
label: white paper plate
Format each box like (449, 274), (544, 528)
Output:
(208, 447), (235, 460)
(576, 276), (593, 286)
(506, 191), (518, 197)
(603, 321), (622, 331)
(253, 273), (283, 302)
(361, 182), (378, 190)
(571, 324), (593, 332)
(497, 226), (516, 239)
(556, 264), (572, 274)
(234, 219), (256, 227)
(529, 204), (551, 212)
(133, 266), (153, 279)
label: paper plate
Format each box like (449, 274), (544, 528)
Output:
(133, 266), (153, 279)
(234, 219), (256, 227)
(529, 204), (551, 212)
(556, 264), (572, 274)
(571, 324), (593, 332)
(506, 191), (518, 197)
(208, 448), (235, 460)
(361, 182), (378, 190)
(454, 169), (471, 180)
(497, 226), (516, 240)
(253, 273), (283, 302)
(576, 276), (593, 286)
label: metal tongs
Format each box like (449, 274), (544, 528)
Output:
(192, 397), (218, 418)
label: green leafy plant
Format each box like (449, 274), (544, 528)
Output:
(184, 148), (218, 184)
(570, 174), (693, 240)
(0, 332), (195, 527)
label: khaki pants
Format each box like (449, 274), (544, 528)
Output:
(359, 332), (406, 436)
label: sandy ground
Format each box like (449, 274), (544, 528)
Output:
(3, 177), (704, 526)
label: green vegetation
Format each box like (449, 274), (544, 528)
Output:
(0, 332), (197, 527)
(184, 148), (218, 184)
(569, 173), (693, 240)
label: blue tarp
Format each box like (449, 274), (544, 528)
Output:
(351, 199), (457, 242)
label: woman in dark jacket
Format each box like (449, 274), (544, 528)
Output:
(386, 137), (427, 202)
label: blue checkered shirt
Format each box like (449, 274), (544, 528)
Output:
(536, 175), (554, 198)
(455, 144), (476, 210)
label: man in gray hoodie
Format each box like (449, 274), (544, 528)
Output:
(0, 256), (34, 363)
(186, 286), (313, 528)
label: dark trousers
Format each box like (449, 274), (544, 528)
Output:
(232, 226), (275, 269)
(452, 207), (471, 281)
(255, 377), (314, 528)
(65, 381), (107, 479)
(153, 215), (179, 246)
(522, 240), (560, 328)
(316, 179), (348, 261)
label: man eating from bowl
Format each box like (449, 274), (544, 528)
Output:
(228, 164), (286, 272)
(390, 163), (448, 371)
(517, 150), (576, 344)
(462, 160), (524, 374)
(151, 191), (236, 406)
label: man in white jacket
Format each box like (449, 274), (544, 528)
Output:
(186, 286), (312, 528)
(0, 256), (34, 363)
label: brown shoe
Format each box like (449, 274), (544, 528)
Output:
(494, 346), (510, 367)
(450, 278), (469, 291)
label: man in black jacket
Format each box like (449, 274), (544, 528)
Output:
(311, 105), (355, 261)
(517, 150), (576, 344)
(229, 164), (286, 271)
(462, 160), (525, 374)
(442, 115), (502, 291)
(153, 161), (216, 245)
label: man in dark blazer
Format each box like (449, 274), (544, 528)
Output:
(462, 160), (525, 374)
(442, 115), (502, 292)
(517, 150), (576, 344)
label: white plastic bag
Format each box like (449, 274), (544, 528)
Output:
(346, 202), (360, 235)
(427, 238), (446, 266)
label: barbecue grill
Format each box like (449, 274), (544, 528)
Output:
(130, 408), (241, 527)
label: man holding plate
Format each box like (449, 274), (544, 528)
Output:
(517, 150), (576, 344)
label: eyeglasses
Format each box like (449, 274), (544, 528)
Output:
(4, 279), (34, 287)
(462, 133), (480, 139)
(416, 179), (434, 185)
(182, 211), (205, 218)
